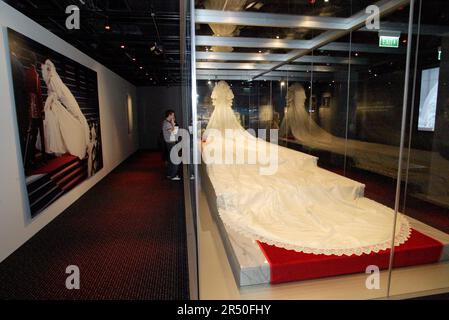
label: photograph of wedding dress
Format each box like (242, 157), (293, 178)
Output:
(41, 59), (91, 160)
(8, 28), (103, 218)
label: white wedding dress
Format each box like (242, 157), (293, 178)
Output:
(204, 81), (410, 256)
(41, 59), (90, 159)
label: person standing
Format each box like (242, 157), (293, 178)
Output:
(162, 109), (180, 181)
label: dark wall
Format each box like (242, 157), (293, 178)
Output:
(137, 86), (183, 150)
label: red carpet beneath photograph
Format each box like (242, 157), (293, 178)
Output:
(27, 154), (88, 217)
(258, 229), (443, 284)
(30, 154), (78, 175)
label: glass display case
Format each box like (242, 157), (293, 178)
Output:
(188, 0), (449, 299)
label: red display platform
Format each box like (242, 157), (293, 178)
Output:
(257, 229), (443, 284)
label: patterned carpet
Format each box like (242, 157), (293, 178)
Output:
(0, 151), (189, 300)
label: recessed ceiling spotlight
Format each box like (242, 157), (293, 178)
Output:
(105, 25), (111, 30)
(276, 35), (280, 39)
(258, 50), (262, 53)
(132, 58), (136, 61)
(139, 66), (143, 70)
(120, 44), (125, 49)
(355, 52), (359, 56)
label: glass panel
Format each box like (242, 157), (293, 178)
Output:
(193, 0), (449, 300)
(181, 0), (199, 299)
(389, 0), (449, 298)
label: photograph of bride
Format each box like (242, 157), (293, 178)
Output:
(8, 28), (103, 218)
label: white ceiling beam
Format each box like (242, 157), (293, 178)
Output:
(197, 69), (335, 78)
(196, 62), (343, 72)
(196, 9), (449, 36)
(196, 36), (405, 54)
(359, 22), (449, 36)
(196, 73), (334, 81)
(196, 35), (310, 49)
(195, 9), (350, 30)
(196, 52), (370, 64)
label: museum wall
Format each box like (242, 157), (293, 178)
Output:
(0, 2), (139, 262)
(137, 86), (183, 150)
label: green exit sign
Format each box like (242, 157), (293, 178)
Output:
(379, 36), (399, 48)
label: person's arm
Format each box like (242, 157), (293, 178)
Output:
(164, 120), (174, 133)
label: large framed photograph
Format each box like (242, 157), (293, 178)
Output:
(8, 28), (103, 218)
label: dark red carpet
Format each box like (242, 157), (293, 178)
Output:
(0, 151), (189, 300)
(258, 229), (443, 284)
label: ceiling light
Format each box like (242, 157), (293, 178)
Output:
(150, 42), (164, 55)
(280, 81), (285, 86)
(276, 35), (280, 39)
(132, 58), (136, 61)
(120, 44), (125, 49)
(139, 66), (143, 70)
(105, 25), (111, 30)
